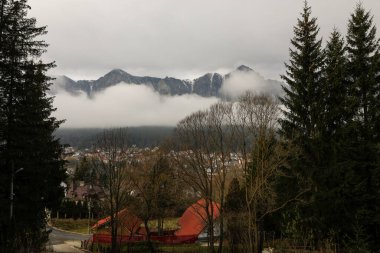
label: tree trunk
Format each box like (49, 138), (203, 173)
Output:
(110, 217), (119, 253)
(253, 221), (263, 253)
(246, 193), (253, 253)
(144, 220), (154, 253)
(157, 217), (163, 236)
(218, 209), (224, 253)
(208, 222), (215, 253)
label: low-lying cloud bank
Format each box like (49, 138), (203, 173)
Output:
(53, 83), (219, 128)
(53, 70), (284, 128)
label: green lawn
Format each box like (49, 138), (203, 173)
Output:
(51, 218), (94, 234)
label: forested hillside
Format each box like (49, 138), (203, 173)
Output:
(55, 127), (174, 148)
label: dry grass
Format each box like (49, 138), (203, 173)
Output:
(148, 217), (180, 231)
(51, 218), (94, 234)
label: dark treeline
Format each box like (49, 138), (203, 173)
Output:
(55, 126), (174, 148)
(51, 200), (103, 220)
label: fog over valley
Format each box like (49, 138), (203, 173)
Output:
(52, 66), (283, 128)
(53, 84), (218, 128)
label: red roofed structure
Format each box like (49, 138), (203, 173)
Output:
(175, 199), (220, 237)
(90, 199), (220, 245)
(92, 208), (142, 236)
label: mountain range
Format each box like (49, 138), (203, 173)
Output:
(51, 65), (283, 98)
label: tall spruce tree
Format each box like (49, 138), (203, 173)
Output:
(280, 1), (324, 140)
(344, 4), (380, 251)
(322, 29), (349, 137)
(346, 4), (380, 140)
(0, 0), (66, 252)
(279, 2), (325, 246)
(312, 29), (350, 246)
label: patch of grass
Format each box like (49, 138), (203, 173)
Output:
(51, 218), (94, 234)
(148, 217), (180, 231)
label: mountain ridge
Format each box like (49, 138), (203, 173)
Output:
(51, 65), (282, 98)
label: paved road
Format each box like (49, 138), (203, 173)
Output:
(48, 227), (91, 245)
(46, 227), (91, 253)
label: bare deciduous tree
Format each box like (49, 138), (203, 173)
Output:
(171, 92), (309, 253)
(129, 148), (177, 253)
(174, 102), (234, 253)
(93, 129), (131, 253)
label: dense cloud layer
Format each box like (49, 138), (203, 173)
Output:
(28, 0), (380, 80)
(53, 83), (219, 128)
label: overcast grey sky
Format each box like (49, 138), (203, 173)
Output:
(28, 0), (380, 81)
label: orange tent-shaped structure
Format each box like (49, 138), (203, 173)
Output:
(92, 208), (143, 236)
(175, 199), (220, 236)
(90, 199), (221, 245)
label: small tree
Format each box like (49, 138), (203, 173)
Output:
(74, 156), (93, 182)
(225, 178), (244, 253)
(129, 148), (177, 253)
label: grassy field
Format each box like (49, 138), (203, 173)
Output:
(51, 217), (180, 234)
(51, 218), (94, 234)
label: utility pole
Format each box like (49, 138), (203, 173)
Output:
(87, 185), (96, 234)
(10, 166), (23, 220)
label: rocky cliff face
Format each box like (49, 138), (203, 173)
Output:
(192, 73), (223, 97)
(52, 65), (282, 98)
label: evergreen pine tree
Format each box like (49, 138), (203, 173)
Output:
(311, 29), (350, 245)
(280, 1), (325, 140)
(225, 177), (243, 213)
(346, 4), (380, 140)
(279, 1), (326, 247)
(322, 29), (349, 137)
(225, 178), (244, 252)
(344, 4), (380, 250)
(0, 0), (66, 251)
